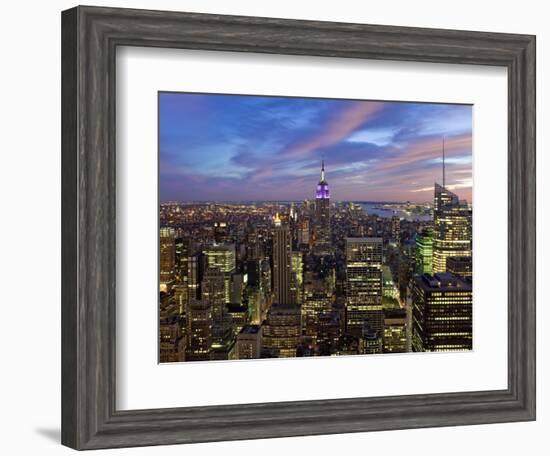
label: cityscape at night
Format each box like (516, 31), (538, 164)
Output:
(159, 93), (473, 362)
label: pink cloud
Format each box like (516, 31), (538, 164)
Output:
(373, 134), (472, 174)
(280, 101), (385, 158)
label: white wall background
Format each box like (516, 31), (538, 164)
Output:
(0, 1), (546, 455)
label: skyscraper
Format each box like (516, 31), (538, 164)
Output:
(411, 272), (472, 352)
(204, 244), (236, 303)
(391, 215), (400, 244)
(415, 228), (434, 274)
(302, 291), (332, 340)
(314, 161), (331, 255)
(204, 243), (236, 271)
(262, 304), (301, 358)
(359, 323), (383, 355)
(187, 254), (200, 301)
(226, 303), (248, 337)
(185, 299), (213, 361)
(159, 227), (176, 293)
(213, 221), (228, 243)
(290, 251), (304, 305)
(236, 324), (262, 359)
(446, 256), (473, 281)
(260, 258), (272, 297)
(273, 216), (292, 305)
(246, 227), (263, 260)
(432, 142), (472, 273)
(230, 273), (245, 305)
(316, 310), (342, 353)
(345, 237), (384, 336)
(246, 287), (264, 325)
(201, 268), (228, 345)
(297, 219), (310, 246)
(432, 184), (472, 273)
(159, 315), (186, 363)
(383, 308), (407, 353)
(174, 237), (190, 285)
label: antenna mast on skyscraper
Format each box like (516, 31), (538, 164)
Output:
(442, 137), (446, 189)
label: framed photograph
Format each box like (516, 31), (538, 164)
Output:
(61, 5), (536, 450)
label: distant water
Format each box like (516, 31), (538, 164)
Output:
(360, 203), (432, 222)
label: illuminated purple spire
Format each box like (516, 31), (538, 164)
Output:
(315, 160), (330, 199)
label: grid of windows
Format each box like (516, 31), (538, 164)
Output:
(412, 273), (472, 352)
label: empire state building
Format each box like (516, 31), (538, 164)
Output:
(314, 160), (331, 255)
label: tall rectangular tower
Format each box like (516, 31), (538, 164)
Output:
(262, 304), (301, 358)
(201, 268), (228, 345)
(187, 254), (200, 301)
(411, 272), (472, 352)
(204, 244), (236, 303)
(391, 215), (400, 244)
(432, 184), (472, 273)
(159, 227), (176, 292)
(185, 299), (213, 361)
(273, 217), (292, 305)
(314, 161), (331, 255)
(236, 324), (262, 359)
(415, 228), (434, 274)
(290, 251), (304, 305)
(345, 237), (383, 336)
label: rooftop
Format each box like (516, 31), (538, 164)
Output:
(415, 272), (471, 292)
(384, 308), (407, 319)
(239, 324), (261, 335)
(345, 237), (383, 243)
(268, 303), (302, 314)
(226, 303), (248, 313)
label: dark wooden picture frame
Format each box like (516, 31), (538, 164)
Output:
(61, 5), (536, 450)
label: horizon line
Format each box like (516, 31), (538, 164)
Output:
(160, 199), (436, 204)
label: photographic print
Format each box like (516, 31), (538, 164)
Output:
(159, 92), (473, 363)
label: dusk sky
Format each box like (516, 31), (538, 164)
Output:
(159, 92), (472, 203)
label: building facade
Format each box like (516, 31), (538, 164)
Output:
(204, 244), (236, 303)
(412, 272), (472, 352)
(201, 268), (229, 346)
(159, 227), (176, 292)
(432, 184), (472, 273)
(415, 228), (434, 274)
(262, 304), (301, 358)
(185, 299), (213, 361)
(290, 251), (304, 305)
(236, 324), (262, 359)
(314, 161), (331, 255)
(446, 256), (473, 281)
(273, 217), (292, 305)
(345, 237), (384, 336)
(391, 215), (400, 244)
(302, 291), (332, 340)
(383, 308), (408, 353)
(187, 254), (200, 301)
(159, 315), (186, 363)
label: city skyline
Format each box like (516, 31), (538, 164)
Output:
(159, 93), (472, 203)
(159, 95), (473, 363)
